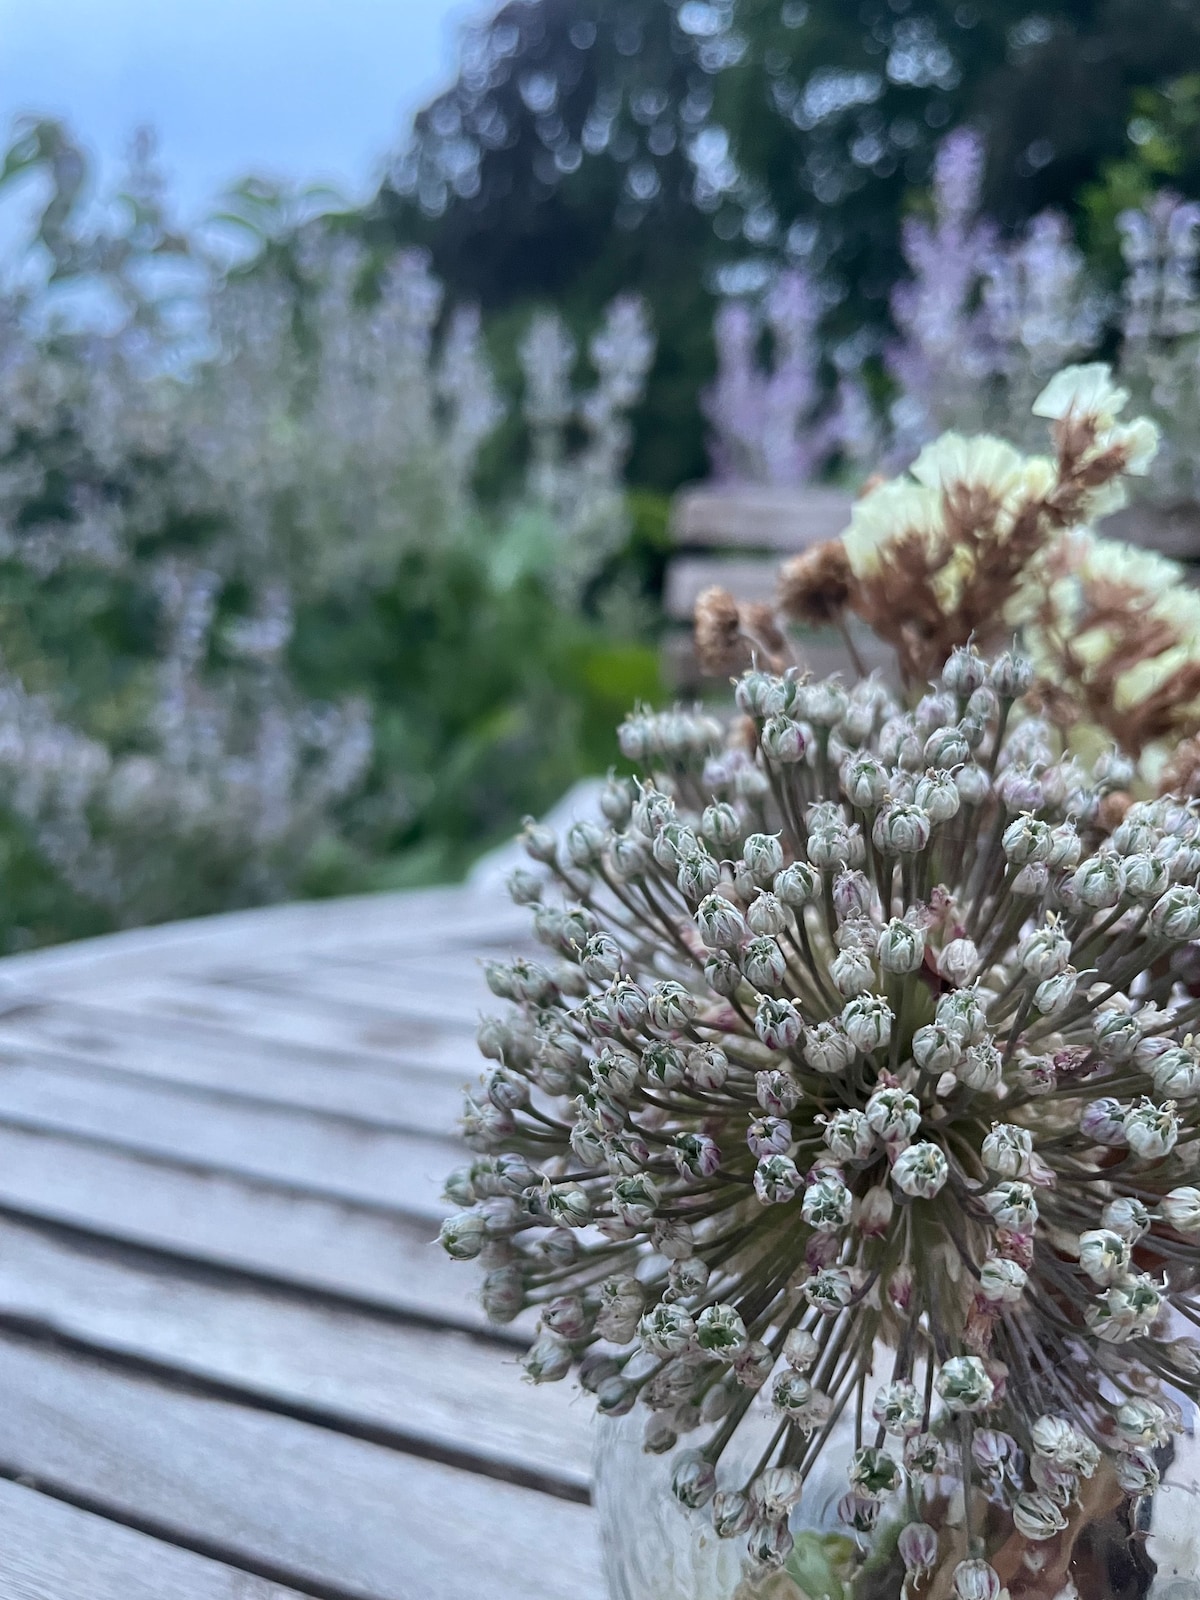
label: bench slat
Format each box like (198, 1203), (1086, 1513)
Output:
(670, 485), (853, 550)
(0, 1334), (604, 1600)
(0, 1478), (308, 1600)
(0, 1216), (590, 1491)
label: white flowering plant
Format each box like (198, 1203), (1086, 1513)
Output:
(446, 370), (1200, 1599)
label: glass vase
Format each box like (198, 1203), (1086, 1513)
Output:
(594, 1406), (1200, 1600)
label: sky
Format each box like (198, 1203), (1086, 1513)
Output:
(0, 0), (477, 217)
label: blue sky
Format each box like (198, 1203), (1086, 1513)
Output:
(0, 0), (475, 216)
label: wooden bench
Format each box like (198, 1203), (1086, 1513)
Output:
(0, 885), (604, 1600)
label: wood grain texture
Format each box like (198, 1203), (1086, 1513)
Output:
(0, 1019), (466, 1135)
(669, 485), (853, 549)
(0, 1121), (480, 1323)
(0, 1216), (591, 1489)
(0, 1478), (311, 1600)
(0, 1335), (605, 1600)
(0, 1054), (458, 1218)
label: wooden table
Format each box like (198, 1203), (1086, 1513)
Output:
(0, 885), (603, 1600)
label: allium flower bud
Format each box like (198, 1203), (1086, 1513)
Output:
(755, 1154), (802, 1204)
(710, 1490), (755, 1538)
(924, 726), (971, 768)
(747, 891), (788, 936)
(891, 1141), (949, 1199)
(982, 1123), (1033, 1178)
(696, 894), (749, 951)
(1102, 1195), (1151, 1240)
(1116, 1449), (1160, 1496)
(842, 994), (894, 1053)
(565, 819), (606, 867)
(1087, 1274), (1163, 1342)
(744, 937), (788, 991)
(596, 1376), (637, 1415)
(822, 1107), (874, 1163)
(1030, 1415), (1099, 1476)
(856, 1183), (894, 1236)
(905, 1433), (947, 1478)
(783, 1328), (820, 1371)
(521, 819), (558, 863)
(872, 1380), (923, 1438)
(639, 1302), (696, 1356)
(807, 822), (852, 871)
(913, 1022), (963, 1074)
(704, 951), (743, 997)
(1123, 1097), (1180, 1159)
(979, 1256), (1027, 1304)
(647, 981), (700, 1033)
(1047, 820), (1082, 868)
(676, 850), (721, 902)
(1161, 1186), (1200, 1233)
(873, 803), (931, 856)
(1077, 1228), (1131, 1286)
(936, 988), (988, 1043)
(805, 1265), (861, 1315)
(695, 1303), (749, 1359)
(772, 1371), (813, 1416)
(481, 1266), (525, 1322)
(747, 1518), (794, 1569)
(1153, 1047), (1200, 1100)
(938, 937), (979, 987)
(607, 978), (648, 1032)
(842, 754), (889, 808)
(1002, 814), (1051, 866)
(898, 1522), (938, 1574)
(438, 1211), (486, 1260)
(865, 1084), (921, 1143)
(733, 1339), (775, 1389)
(671, 1450), (716, 1508)
(1115, 1397), (1172, 1450)
(756, 1069), (800, 1115)
(848, 1446), (902, 1499)
(936, 1355), (995, 1413)
(612, 1174), (660, 1227)
(662, 1114), (716, 1173)
(608, 829), (652, 880)
(831, 941), (875, 996)
(837, 1492), (881, 1533)
(774, 860), (819, 905)
(1149, 883), (1200, 940)
(804, 1019), (854, 1075)
(1072, 853), (1126, 908)
(1124, 852), (1170, 903)
(1034, 967), (1077, 1016)
(952, 1560), (1004, 1600)
(668, 1257), (710, 1300)
(742, 832), (785, 885)
(1093, 1005), (1142, 1064)
(878, 917), (925, 974)
(941, 645), (989, 697)
(1080, 1097), (1129, 1147)
(761, 715), (808, 763)
(1012, 1490), (1067, 1541)
(956, 764), (991, 804)
(755, 995), (803, 1050)
(686, 1043), (728, 1090)
(1019, 922), (1071, 980)
(915, 769), (960, 822)
(985, 1182), (1038, 1230)
(701, 801), (742, 849)
(802, 1173), (854, 1232)
(522, 1332), (573, 1383)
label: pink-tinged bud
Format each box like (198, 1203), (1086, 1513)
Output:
(887, 1265), (914, 1311)
(898, 1521), (938, 1573)
(856, 1184), (894, 1237)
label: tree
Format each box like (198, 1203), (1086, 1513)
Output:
(373, 0), (1200, 491)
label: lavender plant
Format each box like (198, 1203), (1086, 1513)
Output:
(445, 371), (1200, 1597)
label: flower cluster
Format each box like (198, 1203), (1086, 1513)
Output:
(446, 525), (1200, 1589)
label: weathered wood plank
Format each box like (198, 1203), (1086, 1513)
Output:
(0, 1478), (309, 1600)
(0, 1056), (458, 1218)
(0, 1217), (590, 1490)
(0, 1016), (467, 1136)
(0, 1122), (482, 1325)
(670, 485), (853, 550)
(0, 884), (526, 994)
(34, 971), (482, 1063)
(664, 553), (779, 618)
(0, 1335), (605, 1600)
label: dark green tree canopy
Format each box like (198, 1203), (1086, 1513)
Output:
(373, 0), (1200, 489)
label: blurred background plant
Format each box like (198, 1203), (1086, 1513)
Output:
(0, 117), (659, 950)
(6, 0), (1200, 950)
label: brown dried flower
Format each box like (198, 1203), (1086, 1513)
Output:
(777, 539), (854, 627)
